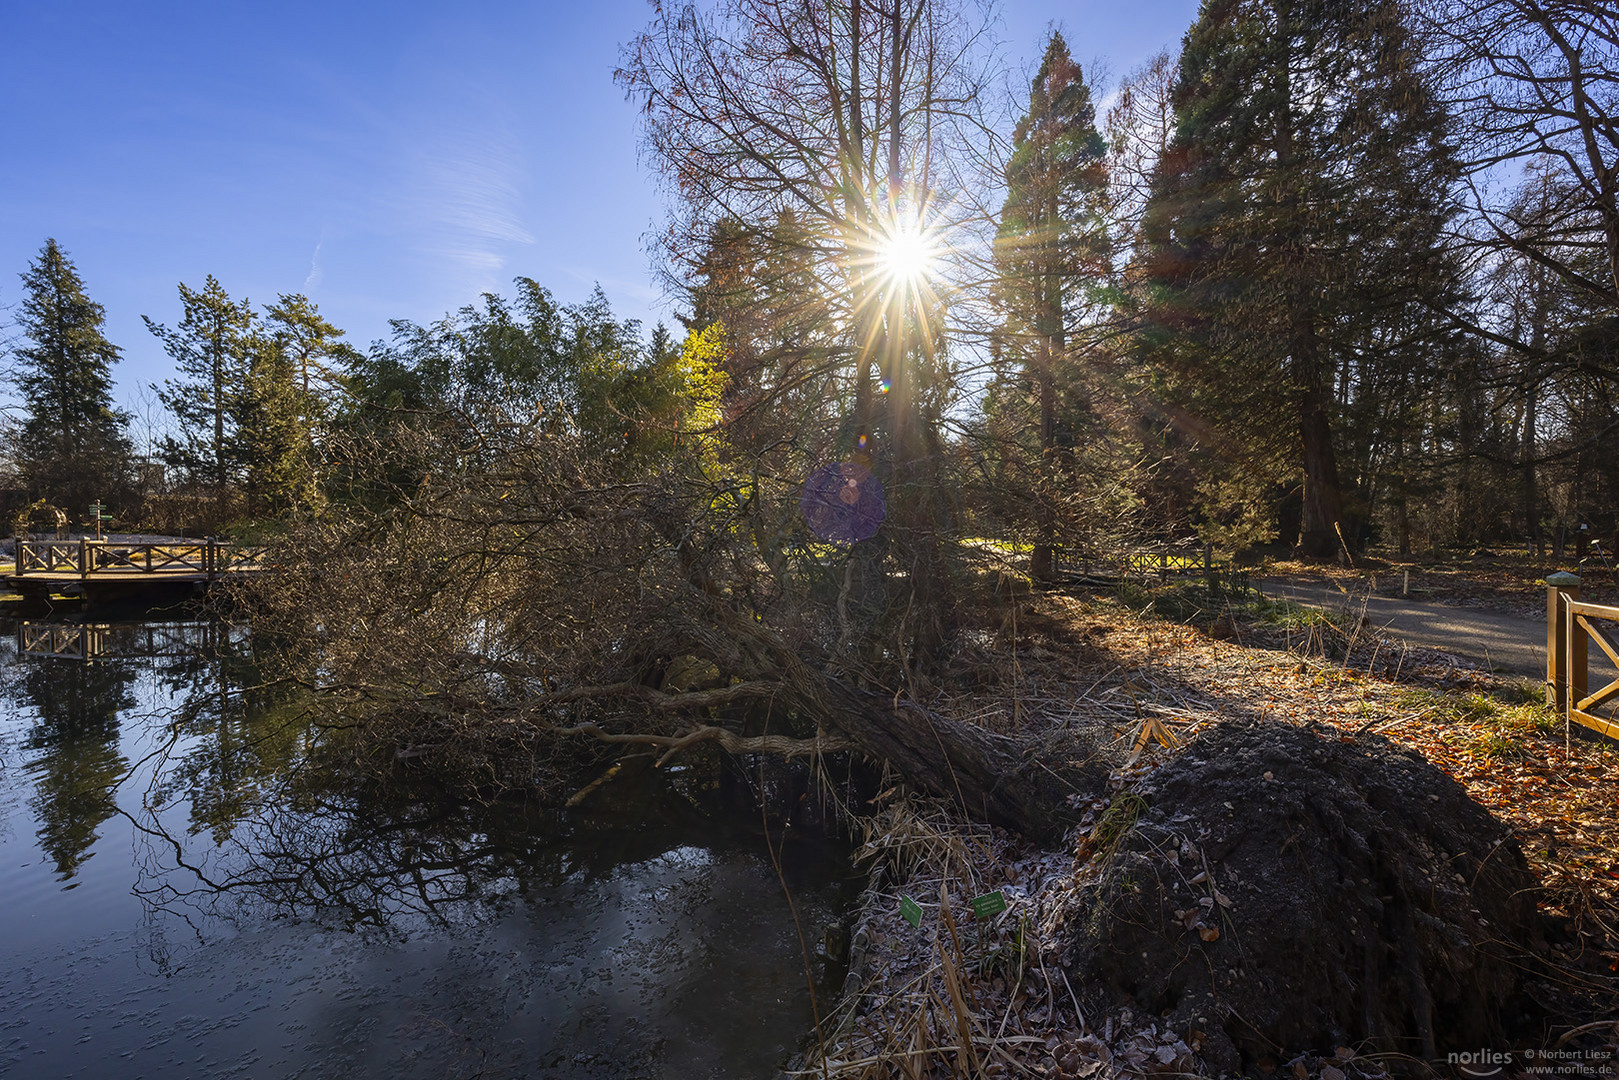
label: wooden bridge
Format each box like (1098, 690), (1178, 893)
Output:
(6, 538), (266, 604)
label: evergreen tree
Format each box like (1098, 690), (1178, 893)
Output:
(250, 294), (356, 514)
(1139, 0), (1460, 558)
(238, 329), (316, 515)
(12, 239), (132, 511)
(146, 276), (257, 497)
(263, 293), (355, 417)
(995, 32), (1109, 579)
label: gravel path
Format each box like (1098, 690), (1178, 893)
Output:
(1259, 577), (1555, 677)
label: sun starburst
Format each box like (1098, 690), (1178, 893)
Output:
(877, 223), (939, 289)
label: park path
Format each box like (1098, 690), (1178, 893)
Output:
(1259, 578), (1553, 678)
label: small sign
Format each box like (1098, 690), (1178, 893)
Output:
(970, 891), (1007, 919)
(899, 895), (923, 927)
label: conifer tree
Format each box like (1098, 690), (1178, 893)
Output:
(13, 239), (132, 510)
(146, 275), (257, 498)
(1139, 0), (1460, 558)
(996, 32), (1108, 579)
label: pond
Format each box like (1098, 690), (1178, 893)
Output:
(0, 616), (858, 1078)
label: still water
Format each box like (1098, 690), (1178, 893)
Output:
(0, 617), (855, 1078)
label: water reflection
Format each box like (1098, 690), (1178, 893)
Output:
(18, 654), (136, 878)
(0, 613), (856, 1078)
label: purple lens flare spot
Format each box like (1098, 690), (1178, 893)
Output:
(801, 462), (886, 543)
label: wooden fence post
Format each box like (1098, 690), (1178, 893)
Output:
(1546, 571), (1581, 709)
(1565, 601), (1589, 727)
(13, 538), (20, 577)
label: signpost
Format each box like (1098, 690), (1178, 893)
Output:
(87, 501), (112, 542)
(969, 891), (1007, 919)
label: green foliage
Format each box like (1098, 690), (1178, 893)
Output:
(13, 239), (133, 509)
(326, 281), (731, 507)
(146, 275), (256, 492)
(1195, 470), (1281, 555)
(147, 279), (338, 517)
(1138, 0), (1463, 556)
(991, 32), (1114, 576)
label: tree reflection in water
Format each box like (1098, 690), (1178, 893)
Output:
(2, 616), (857, 1076)
(133, 751), (843, 937)
(17, 655), (136, 879)
(6, 614), (852, 945)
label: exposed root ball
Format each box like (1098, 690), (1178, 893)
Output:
(1059, 722), (1544, 1074)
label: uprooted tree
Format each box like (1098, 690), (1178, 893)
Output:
(247, 1), (1108, 839)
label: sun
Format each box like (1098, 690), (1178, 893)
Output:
(876, 224), (939, 289)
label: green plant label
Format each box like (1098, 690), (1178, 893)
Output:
(970, 891), (1007, 919)
(900, 895), (923, 927)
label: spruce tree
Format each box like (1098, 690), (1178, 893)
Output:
(1138, 0), (1460, 558)
(13, 239), (132, 511)
(996, 32), (1108, 579)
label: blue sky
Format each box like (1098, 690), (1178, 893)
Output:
(0, 1), (1198, 413)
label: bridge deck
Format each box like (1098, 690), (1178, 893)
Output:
(6, 567), (262, 584)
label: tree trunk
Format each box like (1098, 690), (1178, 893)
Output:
(714, 600), (1101, 841)
(1521, 377), (1540, 555)
(1030, 336), (1057, 583)
(1293, 318), (1346, 561)
(799, 664), (1100, 840)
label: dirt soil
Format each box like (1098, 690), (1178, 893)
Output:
(1056, 721), (1542, 1073)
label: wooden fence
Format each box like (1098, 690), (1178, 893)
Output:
(1545, 572), (1619, 740)
(1055, 543), (1251, 590)
(11, 539), (265, 578)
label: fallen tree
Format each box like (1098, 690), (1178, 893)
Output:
(245, 413), (1108, 840)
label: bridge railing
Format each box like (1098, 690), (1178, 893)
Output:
(17, 622), (105, 660)
(1546, 572), (1619, 741)
(11, 539), (265, 578)
(17, 620), (231, 662)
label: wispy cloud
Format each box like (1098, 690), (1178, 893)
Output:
(304, 238), (324, 292)
(397, 125), (534, 292)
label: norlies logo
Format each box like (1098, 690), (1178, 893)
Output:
(1448, 1050), (1511, 1077)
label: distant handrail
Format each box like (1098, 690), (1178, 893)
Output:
(1054, 543), (1227, 584)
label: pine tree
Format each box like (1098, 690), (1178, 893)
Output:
(996, 32), (1108, 579)
(1139, 0), (1460, 558)
(146, 275), (257, 497)
(13, 239), (132, 511)
(263, 293), (355, 416)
